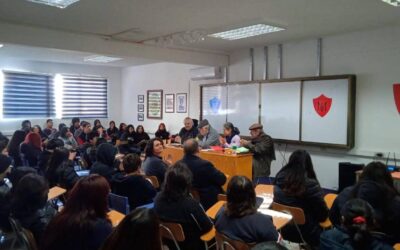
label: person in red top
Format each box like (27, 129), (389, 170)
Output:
(76, 122), (93, 146)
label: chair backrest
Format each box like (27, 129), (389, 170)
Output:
(145, 175), (160, 189)
(215, 231), (253, 250)
(108, 193), (130, 215)
(324, 193), (338, 209)
(271, 202), (306, 225)
(9, 217), (38, 250)
(217, 194), (227, 201)
(159, 222), (185, 250)
(255, 184), (274, 194)
(190, 188), (200, 202)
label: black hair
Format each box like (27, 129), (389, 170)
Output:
(0, 132), (9, 153)
(59, 126), (69, 138)
(144, 138), (163, 158)
(288, 150), (317, 181)
(46, 147), (70, 187)
(160, 162), (192, 202)
(46, 138), (64, 150)
(100, 208), (161, 250)
(71, 117), (80, 124)
(58, 123), (67, 131)
(341, 198), (374, 250)
(226, 175), (256, 218)
(223, 122), (240, 135)
(46, 119), (53, 123)
(123, 154), (142, 174)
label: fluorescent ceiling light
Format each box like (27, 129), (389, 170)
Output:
(84, 55), (123, 63)
(25, 0), (80, 9)
(381, 0), (400, 6)
(209, 24), (285, 40)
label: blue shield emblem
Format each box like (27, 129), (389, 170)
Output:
(209, 97), (221, 114)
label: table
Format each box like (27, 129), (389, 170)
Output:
(48, 186), (66, 201)
(162, 145), (253, 181)
(107, 210), (125, 227)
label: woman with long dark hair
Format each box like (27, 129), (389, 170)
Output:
(7, 130), (27, 167)
(321, 199), (393, 250)
(118, 123), (127, 139)
(59, 127), (78, 150)
(135, 125), (150, 151)
(101, 208), (162, 250)
(10, 173), (57, 244)
(330, 161), (400, 244)
(155, 123), (170, 140)
(41, 175), (112, 250)
(107, 121), (119, 145)
(219, 122), (241, 147)
(45, 147), (79, 190)
(20, 132), (43, 167)
(215, 175), (279, 243)
(154, 162), (213, 250)
(120, 124), (135, 143)
(273, 150), (328, 248)
(143, 138), (170, 185)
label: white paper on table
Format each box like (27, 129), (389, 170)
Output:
(258, 208), (293, 220)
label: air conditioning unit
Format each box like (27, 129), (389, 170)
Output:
(190, 67), (223, 80)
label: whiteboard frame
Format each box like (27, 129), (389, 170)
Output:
(200, 75), (356, 149)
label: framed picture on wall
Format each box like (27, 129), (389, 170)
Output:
(138, 113), (144, 121)
(165, 94), (175, 113)
(138, 104), (144, 112)
(138, 95), (144, 103)
(176, 93), (187, 113)
(147, 90), (163, 119)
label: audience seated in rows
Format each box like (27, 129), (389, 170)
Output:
(273, 150), (328, 248)
(330, 161), (400, 245)
(215, 175), (279, 244)
(143, 138), (170, 186)
(154, 162), (213, 250)
(42, 175), (112, 250)
(100, 208), (162, 250)
(180, 138), (226, 210)
(321, 198), (393, 250)
(112, 154), (156, 209)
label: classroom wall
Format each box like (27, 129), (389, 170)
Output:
(227, 25), (400, 189)
(0, 58), (122, 135)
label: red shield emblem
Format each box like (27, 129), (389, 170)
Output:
(394, 83), (400, 114)
(313, 94), (332, 117)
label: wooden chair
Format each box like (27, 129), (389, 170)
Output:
(271, 202), (308, 247)
(320, 193), (338, 229)
(217, 193), (227, 201)
(394, 243), (400, 250)
(215, 231), (255, 250)
(9, 217), (38, 250)
(145, 175), (160, 189)
(255, 184), (274, 195)
(159, 222), (185, 250)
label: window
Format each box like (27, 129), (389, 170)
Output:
(61, 75), (108, 118)
(1, 71), (55, 119)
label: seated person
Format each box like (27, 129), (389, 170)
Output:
(219, 122), (241, 148)
(58, 127), (78, 150)
(135, 125), (150, 151)
(143, 138), (170, 186)
(0, 155), (12, 231)
(69, 117), (80, 135)
(179, 139), (226, 210)
(197, 119), (220, 149)
(320, 199), (393, 250)
(112, 154), (156, 209)
(155, 123), (170, 140)
(32, 125), (48, 142)
(101, 208), (162, 250)
(107, 121), (119, 145)
(175, 117), (198, 144)
(329, 161), (400, 244)
(7, 130), (27, 167)
(90, 143), (119, 184)
(154, 162), (213, 250)
(273, 150), (328, 248)
(20, 132), (43, 167)
(0, 132), (9, 155)
(42, 175), (112, 250)
(43, 119), (57, 137)
(76, 121), (93, 146)
(45, 147), (79, 190)
(10, 173), (57, 244)
(216, 175), (279, 244)
(38, 138), (64, 175)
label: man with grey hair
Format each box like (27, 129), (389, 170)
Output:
(197, 119), (220, 149)
(240, 123), (275, 181)
(175, 117), (198, 144)
(180, 139), (226, 209)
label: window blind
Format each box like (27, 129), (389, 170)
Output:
(2, 71), (55, 118)
(61, 75), (108, 118)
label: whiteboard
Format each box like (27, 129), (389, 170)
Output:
(261, 82), (301, 140)
(201, 85), (227, 133)
(227, 83), (259, 136)
(301, 79), (349, 145)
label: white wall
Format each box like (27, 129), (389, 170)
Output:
(0, 58), (122, 135)
(228, 25), (400, 189)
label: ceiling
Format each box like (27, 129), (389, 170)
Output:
(0, 0), (399, 65)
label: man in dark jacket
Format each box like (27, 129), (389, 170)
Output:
(240, 123), (275, 181)
(175, 117), (199, 144)
(179, 139), (226, 210)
